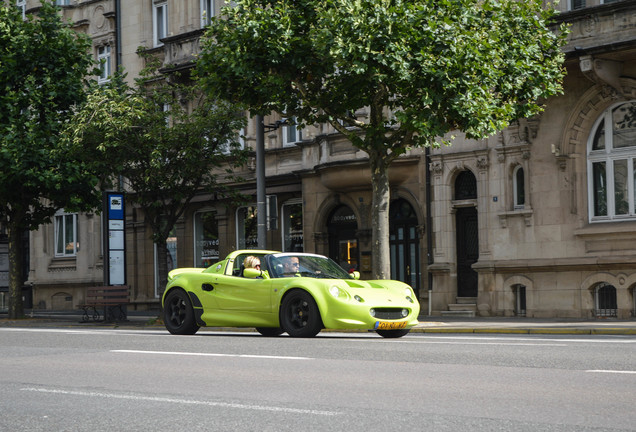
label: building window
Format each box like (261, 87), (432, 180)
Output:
(513, 284), (526, 317)
(513, 166), (525, 209)
(153, 1), (167, 47)
(56, 0), (71, 5)
(154, 228), (177, 298)
(281, 200), (303, 252)
(236, 206), (258, 249)
(594, 283), (617, 317)
(454, 170), (477, 200)
(54, 211), (78, 257)
(16, 0), (26, 18)
(201, 0), (214, 28)
(283, 117), (302, 146)
(194, 211), (218, 268)
(97, 45), (111, 84)
(588, 101), (636, 222)
(218, 127), (245, 154)
(569, 0), (585, 10)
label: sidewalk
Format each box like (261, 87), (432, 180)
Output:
(1, 310), (635, 335)
(413, 315), (636, 335)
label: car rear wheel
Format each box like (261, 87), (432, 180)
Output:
(255, 327), (284, 337)
(280, 290), (322, 337)
(163, 289), (200, 335)
(376, 329), (410, 338)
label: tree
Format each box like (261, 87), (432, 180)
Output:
(0, 1), (96, 318)
(65, 53), (249, 298)
(196, 0), (569, 279)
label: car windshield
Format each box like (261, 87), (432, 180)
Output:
(267, 254), (352, 279)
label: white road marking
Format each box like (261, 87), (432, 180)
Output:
(111, 349), (313, 360)
(586, 370), (636, 374)
(20, 387), (339, 416)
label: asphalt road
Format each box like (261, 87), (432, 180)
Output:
(1, 327), (634, 431)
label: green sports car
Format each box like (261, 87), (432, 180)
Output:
(162, 250), (420, 338)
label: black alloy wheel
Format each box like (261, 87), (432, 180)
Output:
(279, 290), (322, 337)
(255, 327), (284, 337)
(163, 289), (200, 335)
(376, 328), (410, 338)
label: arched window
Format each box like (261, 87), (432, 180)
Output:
(454, 170), (477, 200)
(594, 283), (617, 317)
(512, 284), (526, 316)
(513, 166), (525, 209)
(587, 101), (636, 222)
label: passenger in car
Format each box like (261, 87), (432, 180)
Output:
(243, 255), (261, 270)
(241, 255), (261, 277)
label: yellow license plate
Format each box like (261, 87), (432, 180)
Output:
(375, 321), (407, 330)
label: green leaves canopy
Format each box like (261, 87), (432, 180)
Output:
(0, 1), (96, 318)
(197, 0), (569, 279)
(198, 0), (568, 156)
(65, 60), (248, 246)
(0, 1), (96, 229)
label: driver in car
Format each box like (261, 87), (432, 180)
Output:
(281, 256), (300, 277)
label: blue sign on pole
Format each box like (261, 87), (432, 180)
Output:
(103, 192), (126, 286)
(108, 194), (125, 220)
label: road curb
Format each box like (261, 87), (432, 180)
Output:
(410, 327), (636, 335)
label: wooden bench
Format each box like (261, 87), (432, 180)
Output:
(78, 285), (129, 322)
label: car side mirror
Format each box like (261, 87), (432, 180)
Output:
(244, 268), (268, 279)
(349, 271), (360, 280)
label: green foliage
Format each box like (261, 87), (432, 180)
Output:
(0, 1), (97, 230)
(65, 52), (249, 244)
(198, 0), (569, 157)
(0, 1), (97, 318)
(197, 0), (569, 278)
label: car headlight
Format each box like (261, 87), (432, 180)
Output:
(404, 287), (415, 303)
(329, 285), (350, 299)
(369, 308), (376, 317)
(402, 309), (409, 317)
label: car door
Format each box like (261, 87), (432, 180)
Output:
(208, 273), (274, 313)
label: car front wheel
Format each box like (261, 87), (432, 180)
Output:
(376, 329), (410, 338)
(163, 289), (200, 335)
(255, 327), (284, 337)
(280, 290), (322, 337)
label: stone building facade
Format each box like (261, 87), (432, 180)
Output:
(12, 0), (636, 318)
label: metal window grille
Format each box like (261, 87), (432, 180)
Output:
(514, 285), (526, 317)
(455, 171), (477, 200)
(594, 283), (617, 317)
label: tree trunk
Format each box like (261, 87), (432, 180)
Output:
(155, 239), (169, 299)
(370, 153), (391, 280)
(7, 222), (24, 319)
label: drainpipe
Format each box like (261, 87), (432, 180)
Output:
(115, 0), (122, 72)
(425, 147), (433, 316)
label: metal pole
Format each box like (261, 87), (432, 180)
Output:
(256, 114), (267, 249)
(425, 147), (433, 316)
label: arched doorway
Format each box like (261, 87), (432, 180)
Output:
(390, 198), (420, 296)
(455, 171), (479, 298)
(328, 205), (359, 272)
